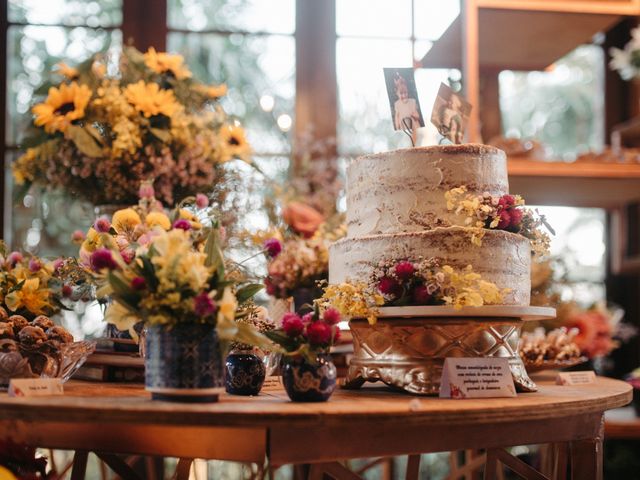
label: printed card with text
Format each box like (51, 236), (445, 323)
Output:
(431, 83), (472, 144)
(9, 378), (64, 397)
(440, 357), (516, 399)
(556, 371), (596, 386)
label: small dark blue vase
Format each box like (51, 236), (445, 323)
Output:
(144, 324), (224, 403)
(281, 353), (337, 402)
(225, 350), (266, 396)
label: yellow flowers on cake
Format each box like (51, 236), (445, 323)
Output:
(15, 46), (254, 206)
(439, 265), (507, 309)
(32, 82), (92, 134)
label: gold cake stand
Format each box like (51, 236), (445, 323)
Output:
(343, 305), (556, 395)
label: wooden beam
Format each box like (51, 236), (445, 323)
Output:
(122, 0), (167, 51)
(294, 0), (337, 173)
(479, 69), (501, 142)
(462, 0), (482, 143)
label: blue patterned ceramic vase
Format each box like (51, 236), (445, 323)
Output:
(144, 324), (224, 402)
(281, 354), (337, 402)
(224, 350), (266, 396)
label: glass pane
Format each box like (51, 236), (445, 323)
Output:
(168, 32), (295, 154)
(414, 0), (460, 40)
(6, 26), (122, 145)
(9, 0), (122, 27)
(499, 45), (605, 160)
(337, 0), (412, 38)
(337, 37), (454, 155)
(168, 0), (295, 34)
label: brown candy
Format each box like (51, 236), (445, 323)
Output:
(0, 338), (18, 353)
(46, 326), (74, 345)
(8, 315), (28, 335)
(0, 322), (14, 340)
(18, 325), (47, 346)
(0, 306), (8, 321)
(32, 315), (54, 330)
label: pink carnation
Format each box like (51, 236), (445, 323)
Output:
(301, 313), (314, 324)
(195, 193), (209, 209)
(306, 321), (332, 346)
(378, 276), (401, 297)
(499, 194), (515, 208)
(172, 219), (191, 231)
(412, 285), (431, 305)
(282, 313), (305, 337)
(497, 210), (511, 229)
(263, 238), (282, 258)
(394, 261), (415, 280)
(94, 216), (111, 233)
(6, 251), (23, 267)
(28, 257), (41, 272)
(90, 248), (118, 272)
(323, 308), (341, 325)
(62, 285), (73, 298)
(509, 208), (523, 227)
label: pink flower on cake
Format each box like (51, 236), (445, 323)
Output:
(378, 276), (401, 297)
(394, 261), (415, 280)
(412, 285), (431, 304)
(509, 208), (523, 227)
(497, 210), (511, 229)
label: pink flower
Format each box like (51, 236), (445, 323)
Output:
(6, 251), (23, 267)
(195, 193), (209, 209)
(378, 276), (401, 297)
(90, 248), (118, 272)
(131, 277), (147, 290)
(302, 313), (314, 324)
(323, 308), (341, 325)
(71, 230), (86, 243)
(62, 285), (73, 298)
(172, 219), (191, 230)
(282, 313), (304, 337)
(412, 285), (431, 305)
(194, 292), (217, 317)
(499, 194), (515, 208)
(28, 257), (41, 272)
(306, 321), (332, 345)
(265, 278), (276, 296)
(509, 208), (523, 227)
(94, 216), (111, 233)
(394, 261), (415, 280)
(497, 210), (511, 229)
(120, 248), (135, 264)
(138, 182), (155, 199)
(52, 258), (64, 271)
(282, 201), (325, 238)
(263, 238), (282, 258)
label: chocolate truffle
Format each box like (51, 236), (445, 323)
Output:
(0, 338), (17, 353)
(0, 322), (14, 340)
(0, 306), (8, 321)
(32, 315), (54, 330)
(46, 326), (74, 344)
(18, 325), (47, 346)
(8, 315), (28, 335)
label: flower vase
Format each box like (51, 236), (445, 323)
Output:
(144, 324), (224, 402)
(291, 287), (323, 315)
(224, 349), (266, 396)
(281, 353), (337, 402)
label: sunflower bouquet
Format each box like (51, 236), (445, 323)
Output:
(14, 47), (251, 206)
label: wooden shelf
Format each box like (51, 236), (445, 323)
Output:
(420, 6), (629, 70)
(508, 157), (640, 207)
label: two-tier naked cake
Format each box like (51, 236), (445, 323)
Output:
(329, 144), (548, 395)
(330, 144), (530, 304)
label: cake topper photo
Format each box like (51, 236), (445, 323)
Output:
(431, 83), (472, 144)
(383, 68), (425, 145)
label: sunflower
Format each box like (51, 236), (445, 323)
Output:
(32, 82), (92, 134)
(55, 62), (79, 80)
(124, 81), (180, 118)
(219, 124), (251, 161)
(144, 48), (192, 80)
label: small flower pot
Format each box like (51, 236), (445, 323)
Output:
(144, 324), (224, 402)
(282, 354), (337, 402)
(225, 350), (266, 396)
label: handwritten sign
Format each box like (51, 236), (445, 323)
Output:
(8, 378), (64, 397)
(439, 357), (516, 399)
(556, 371), (596, 386)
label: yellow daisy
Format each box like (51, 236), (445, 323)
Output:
(219, 124), (251, 161)
(124, 81), (180, 118)
(32, 82), (92, 134)
(144, 48), (192, 80)
(55, 62), (79, 79)
(145, 211), (171, 230)
(112, 208), (142, 233)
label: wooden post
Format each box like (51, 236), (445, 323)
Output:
(294, 0), (337, 174)
(122, 0), (167, 51)
(479, 69), (501, 142)
(462, 0), (481, 143)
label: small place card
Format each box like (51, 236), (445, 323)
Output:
(440, 357), (516, 399)
(556, 371), (596, 386)
(261, 376), (282, 391)
(8, 378), (64, 397)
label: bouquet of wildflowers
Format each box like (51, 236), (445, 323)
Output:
(14, 46), (251, 206)
(265, 306), (341, 363)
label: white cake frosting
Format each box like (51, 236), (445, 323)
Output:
(330, 143), (531, 306)
(347, 144), (508, 237)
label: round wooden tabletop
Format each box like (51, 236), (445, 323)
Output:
(0, 376), (631, 429)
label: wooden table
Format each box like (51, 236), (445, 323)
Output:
(0, 376), (631, 480)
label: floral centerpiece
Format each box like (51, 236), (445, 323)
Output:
(322, 259), (508, 324)
(265, 306), (341, 401)
(445, 186), (553, 256)
(86, 194), (270, 401)
(14, 47), (251, 207)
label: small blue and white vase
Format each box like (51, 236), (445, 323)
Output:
(144, 324), (224, 403)
(281, 353), (337, 402)
(224, 349), (266, 396)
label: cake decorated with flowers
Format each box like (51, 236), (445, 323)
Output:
(328, 144), (550, 309)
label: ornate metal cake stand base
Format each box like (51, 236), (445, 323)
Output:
(344, 316), (538, 395)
